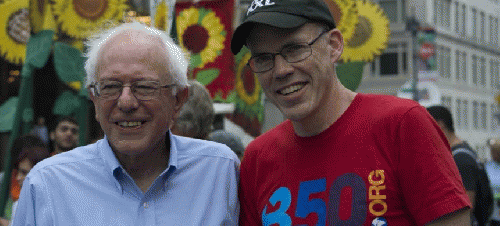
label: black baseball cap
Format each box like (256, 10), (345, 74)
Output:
(231, 0), (336, 54)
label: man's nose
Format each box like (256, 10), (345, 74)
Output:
(117, 87), (139, 112)
(273, 55), (294, 79)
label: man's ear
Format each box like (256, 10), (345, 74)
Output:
(87, 88), (100, 122)
(327, 29), (344, 63)
(50, 131), (55, 141)
(174, 86), (189, 113)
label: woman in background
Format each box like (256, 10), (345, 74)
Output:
(0, 135), (50, 226)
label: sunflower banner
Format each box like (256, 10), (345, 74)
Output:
(0, 0), (30, 65)
(175, 0), (234, 102)
(227, 46), (264, 137)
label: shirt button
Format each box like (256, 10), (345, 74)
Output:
(143, 202), (149, 208)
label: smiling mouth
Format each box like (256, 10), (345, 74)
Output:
(277, 83), (306, 95)
(116, 121), (144, 128)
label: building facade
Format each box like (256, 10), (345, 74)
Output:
(357, 0), (500, 158)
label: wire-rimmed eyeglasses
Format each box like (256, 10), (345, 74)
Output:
(89, 80), (176, 101)
(248, 30), (329, 73)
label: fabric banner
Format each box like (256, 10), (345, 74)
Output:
(227, 46), (264, 137)
(174, 0), (234, 102)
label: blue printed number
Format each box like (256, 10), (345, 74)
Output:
(262, 187), (292, 226)
(295, 178), (327, 226)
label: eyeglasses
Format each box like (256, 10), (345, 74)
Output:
(89, 80), (176, 101)
(248, 30), (329, 73)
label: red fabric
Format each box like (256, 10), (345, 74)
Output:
(174, 0), (234, 100)
(240, 93), (471, 226)
(10, 170), (20, 201)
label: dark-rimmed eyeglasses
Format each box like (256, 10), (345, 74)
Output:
(89, 80), (176, 101)
(248, 30), (329, 73)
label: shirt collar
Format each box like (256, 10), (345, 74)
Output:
(98, 132), (179, 193)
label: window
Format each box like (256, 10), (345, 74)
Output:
(463, 100), (469, 128)
(456, 99), (462, 128)
(472, 8), (477, 41)
(371, 43), (407, 77)
(480, 11), (485, 43)
(455, 2), (460, 33)
(441, 96), (452, 110)
(456, 50), (467, 83)
(462, 4), (467, 36)
(462, 51), (467, 82)
(455, 50), (461, 81)
(492, 104), (499, 132)
(437, 46), (450, 79)
(377, 0), (406, 23)
(489, 16), (498, 46)
(491, 60), (500, 90)
(472, 55), (478, 85)
(480, 57), (486, 87)
(434, 0), (451, 28)
(481, 102), (488, 130)
(473, 101), (479, 129)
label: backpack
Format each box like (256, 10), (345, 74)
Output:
(452, 146), (494, 226)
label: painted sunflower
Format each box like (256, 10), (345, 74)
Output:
(29, 0), (57, 33)
(52, 0), (128, 39)
(325, 0), (358, 42)
(341, 0), (390, 62)
(235, 51), (261, 106)
(176, 7), (225, 69)
(0, 0), (30, 65)
(152, 1), (167, 30)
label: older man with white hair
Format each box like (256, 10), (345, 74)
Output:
(12, 22), (240, 226)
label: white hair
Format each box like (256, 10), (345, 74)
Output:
(84, 22), (189, 93)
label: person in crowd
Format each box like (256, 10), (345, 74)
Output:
(171, 80), (214, 140)
(427, 105), (481, 225)
(0, 135), (50, 226)
(12, 22), (239, 226)
(231, 0), (471, 225)
(207, 130), (245, 159)
(49, 116), (79, 155)
(486, 138), (500, 226)
(29, 117), (49, 145)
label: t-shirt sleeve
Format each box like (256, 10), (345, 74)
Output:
(453, 152), (478, 191)
(396, 106), (471, 226)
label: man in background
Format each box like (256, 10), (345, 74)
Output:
(427, 105), (482, 225)
(49, 116), (79, 155)
(486, 138), (500, 226)
(171, 80), (214, 140)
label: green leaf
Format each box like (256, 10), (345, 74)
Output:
(195, 69), (219, 86)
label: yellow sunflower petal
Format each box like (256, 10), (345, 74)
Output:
(177, 7), (226, 69)
(0, 0), (29, 65)
(341, 0), (390, 62)
(326, 0), (358, 42)
(52, 0), (128, 39)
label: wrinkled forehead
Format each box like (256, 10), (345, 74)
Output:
(96, 30), (170, 75)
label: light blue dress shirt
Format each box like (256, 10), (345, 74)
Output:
(12, 132), (240, 226)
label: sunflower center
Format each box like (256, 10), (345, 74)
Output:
(183, 25), (209, 54)
(346, 16), (372, 48)
(73, 0), (108, 21)
(7, 9), (30, 44)
(243, 65), (255, 94)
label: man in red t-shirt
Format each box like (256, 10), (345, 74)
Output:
(230, 0), (471, 225)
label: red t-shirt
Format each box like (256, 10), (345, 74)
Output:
(240, 93), (470, 226)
